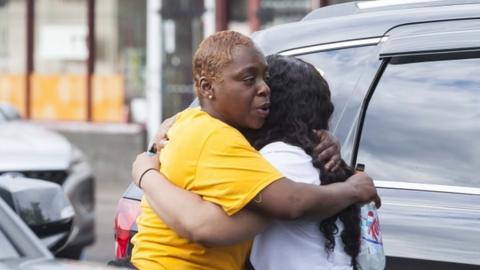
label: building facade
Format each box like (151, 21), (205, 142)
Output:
(0, 0), (364, 127)
(0, 0), (146, 122)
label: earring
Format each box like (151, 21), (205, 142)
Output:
(208, 95), (213, 100)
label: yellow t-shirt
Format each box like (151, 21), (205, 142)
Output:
(131, 108), (283, 270)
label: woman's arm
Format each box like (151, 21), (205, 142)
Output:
(244, 130), (379, 220)
(246, 174), (378, 220)
(132, 152), (269, 247)
(133, 117), (354, 243)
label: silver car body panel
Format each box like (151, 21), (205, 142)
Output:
(0, 122), (70, 171)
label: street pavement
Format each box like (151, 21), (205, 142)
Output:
(83, 183), (130, 263)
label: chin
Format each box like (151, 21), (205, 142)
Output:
(248, 120), (265, 130)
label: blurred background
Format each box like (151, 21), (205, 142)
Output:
(0, 0), (356, 126)
(0, 0), (365, 264)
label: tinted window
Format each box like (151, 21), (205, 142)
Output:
(357, 57), (480, 188)
(298, 45), (379, 145)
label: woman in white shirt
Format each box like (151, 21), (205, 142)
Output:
(133, 54), (365, 270)
(246, 55), (360, 270)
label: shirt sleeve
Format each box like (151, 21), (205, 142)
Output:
(260, 142), (320, 185)
(192, 127), (283, 216)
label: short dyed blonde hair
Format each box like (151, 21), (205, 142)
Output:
(192, 30), (254, 94)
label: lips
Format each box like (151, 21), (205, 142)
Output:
(256, 103), (270, 118)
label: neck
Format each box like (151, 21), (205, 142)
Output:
(201, 102), (230, 127)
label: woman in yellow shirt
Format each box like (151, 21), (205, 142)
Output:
(131, 30), (379, 270)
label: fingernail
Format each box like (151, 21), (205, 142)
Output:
(159, 139), (168, 146)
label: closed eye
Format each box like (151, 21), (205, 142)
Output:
(243, 77), (255, 85)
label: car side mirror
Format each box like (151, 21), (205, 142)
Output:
(0, 175), (75, 254)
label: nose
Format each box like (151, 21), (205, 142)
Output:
(257, 79), (270, 97)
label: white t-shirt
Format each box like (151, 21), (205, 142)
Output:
(250, 141), (353, 270)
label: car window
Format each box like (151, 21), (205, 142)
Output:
(357, 57), (480, 188)
(297, 45), (379, 144)
(0, 229), (20, 259)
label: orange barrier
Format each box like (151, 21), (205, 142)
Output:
(0, 73), (125, 122)
(92, 74), (125, 122)
(31, 74), (87, 121)
(0, 74), (26, 116)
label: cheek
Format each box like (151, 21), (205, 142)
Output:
(238, 95), (255, 113)
(229, 88), (252, 106)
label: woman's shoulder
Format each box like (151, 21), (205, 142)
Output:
(176, 108), (236, 134)
(259, 141), (318, 184)
(180, 108), (237, 129)
(259, 141), (313, 167)
(172, 109), (251, 150)
(260, 141), (306, 156)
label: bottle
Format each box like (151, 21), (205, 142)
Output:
(357, 202), (385, 270)
(355, 163), (385, 270)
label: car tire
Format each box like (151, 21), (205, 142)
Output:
(56, 245), (84, 260)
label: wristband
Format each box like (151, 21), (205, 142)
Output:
(138, 168), (157, 189)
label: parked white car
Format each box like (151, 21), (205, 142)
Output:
(0, 103), (95, 259)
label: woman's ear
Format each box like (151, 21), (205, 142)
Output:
(198, 76), (214, 100)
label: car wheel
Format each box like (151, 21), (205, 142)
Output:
(56, 245), (84, 260)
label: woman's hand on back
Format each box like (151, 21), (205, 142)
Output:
(312, 129), (341, 171)
(131, 115), (177, 187)
(151, 114), (177, 148)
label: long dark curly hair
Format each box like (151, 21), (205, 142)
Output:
(247, 54), (360, 269)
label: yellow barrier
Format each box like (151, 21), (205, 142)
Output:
(93, 74), (125, 122)
(31, 74), (87, 121)
(0, 73), (125, 122)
